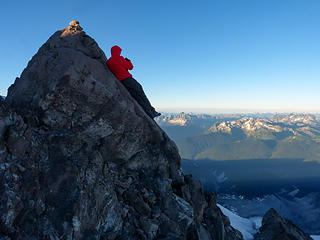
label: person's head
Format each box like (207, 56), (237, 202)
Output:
(111, 45), (122, 56)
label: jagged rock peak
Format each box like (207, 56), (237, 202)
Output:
(1, 22), (243, 239)
(6, 21), (108, 113)
(254, 208), (313, 240)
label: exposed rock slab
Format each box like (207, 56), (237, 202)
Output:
(1, 22), (242, 239)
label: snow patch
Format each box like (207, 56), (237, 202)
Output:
(312, 236), (320, 240)
(168, 118), (187, 126)
(217, 204), (262, 240)
(72, 216), (81, 232)
(288, 189), (300, 197)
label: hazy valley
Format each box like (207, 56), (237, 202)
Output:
(157, 113), (320, 235)
(157, 113), (320, 162)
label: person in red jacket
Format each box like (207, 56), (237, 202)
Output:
(106, 45), (161, 119)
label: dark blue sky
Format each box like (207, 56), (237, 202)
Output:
(1, 0), (320, 112)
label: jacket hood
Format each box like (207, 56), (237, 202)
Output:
(111, 45), (122, 56)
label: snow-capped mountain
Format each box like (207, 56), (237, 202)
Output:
(218, 204), (319, 240)
(156, 112), (221, 127)
(218, 190), (320, 236)
(209, 114), (320, 138)
(155, 112), (246, 140)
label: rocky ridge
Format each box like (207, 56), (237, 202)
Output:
(254, 208), (313, 240)
(0, 22), (243, 239)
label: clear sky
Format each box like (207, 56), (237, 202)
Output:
(1, 0), (319, 113)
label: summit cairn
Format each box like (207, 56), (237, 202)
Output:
(60, 20), (83, 38)
(69, 20), (83, 31)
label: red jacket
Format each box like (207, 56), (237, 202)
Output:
(106, 46), (133, 81)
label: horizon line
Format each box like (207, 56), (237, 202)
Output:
(158, 107), (320, 115)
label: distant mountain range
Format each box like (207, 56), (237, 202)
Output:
(158, 113), (320, 236)
(209, 114), (320, 138)
(156, 112), (247, 140)
(157, 113), (320, 162)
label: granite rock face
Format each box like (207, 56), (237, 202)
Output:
(1, 22), (243, 239)
(254, 208), (313, 240)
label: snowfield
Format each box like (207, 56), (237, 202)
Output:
(217, 204), (261, 240)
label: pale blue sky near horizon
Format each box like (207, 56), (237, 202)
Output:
(0, 0), (319, 113)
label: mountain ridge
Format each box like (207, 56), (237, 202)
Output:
(0, 22), (313, 240)
(159, 113), (320, 162)
(0, 22), (243, 240)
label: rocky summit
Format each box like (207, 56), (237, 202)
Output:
(254, 208), (313, 240)
(0, 22), (243, 239)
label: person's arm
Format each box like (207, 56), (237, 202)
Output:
(121, 56), (133, 70)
